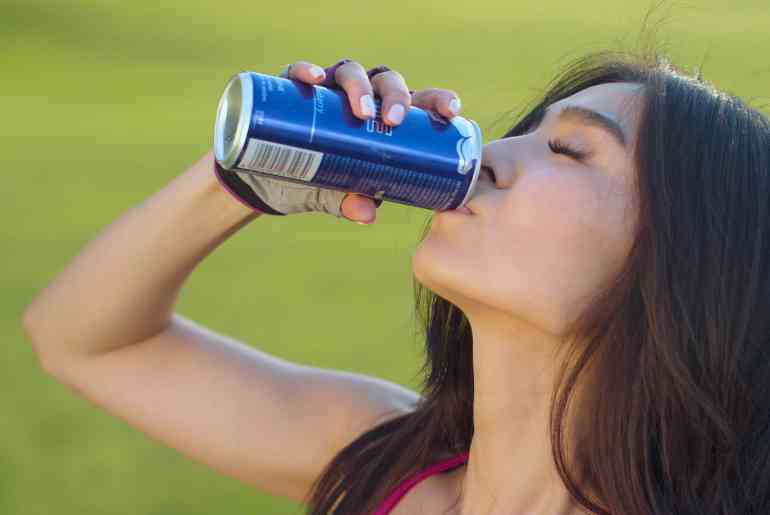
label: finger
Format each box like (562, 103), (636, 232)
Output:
(411, 88), (462, 119)
(370, 70), (412, 126)
(340, 193), (378, 224)
(278, 61), (327, 83)
(333, 61), (377, 120)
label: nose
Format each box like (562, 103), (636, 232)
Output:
(480, 139), (517, 188)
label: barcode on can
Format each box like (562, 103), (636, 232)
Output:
(238, 138), (323, 182)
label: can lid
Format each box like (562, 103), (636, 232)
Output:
(457, 119), (483, 208)
(214, 72), (253, 169)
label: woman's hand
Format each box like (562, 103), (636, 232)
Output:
(281, 59), (463, 222)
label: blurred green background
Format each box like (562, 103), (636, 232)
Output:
(3, 0), (768, 513)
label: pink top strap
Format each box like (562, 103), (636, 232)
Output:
(372, 452), (469, 515)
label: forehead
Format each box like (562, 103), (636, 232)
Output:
(549, 82), (645, 145)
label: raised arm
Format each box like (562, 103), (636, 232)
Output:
(21, 151), (419, 501)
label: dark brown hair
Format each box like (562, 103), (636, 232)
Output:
(303, 36), (770, 515)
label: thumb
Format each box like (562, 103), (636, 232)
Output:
(340, 193), (378, 224)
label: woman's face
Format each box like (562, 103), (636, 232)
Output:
(412, 82), (646, 335)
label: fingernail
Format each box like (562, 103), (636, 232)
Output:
(449, 98), (461, 117)
(387, 103), (405, 124)
(309, 65), (325, 80)
(360, 94), (375, 118)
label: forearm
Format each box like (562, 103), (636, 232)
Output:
(23, 151), (261, 358)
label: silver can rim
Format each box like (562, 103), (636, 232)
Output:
(214, 72), (253, 170)
(457, 119), (483, 208)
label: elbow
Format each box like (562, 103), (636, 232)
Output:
(21, 307), (61, 376)
(21, 305), (42, 353)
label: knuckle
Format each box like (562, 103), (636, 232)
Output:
(371, 69), (403, 87)
(349, 59), (367, 72)
(371, 71), (411, 100)
(340, 59), (365, 76)
(384, 69), (406, 82)
(294, 61), (313, 75)
(338, 61), (372, 90)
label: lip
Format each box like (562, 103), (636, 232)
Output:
(455, 205), (473, 215)
(432, 205), (474, 216)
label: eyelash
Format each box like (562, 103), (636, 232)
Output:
(547, 138), (589, 161)
(529, 109), (589, 162)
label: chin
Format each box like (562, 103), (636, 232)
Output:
(411, 239), (470, 304)
(411, 240), (435, 286)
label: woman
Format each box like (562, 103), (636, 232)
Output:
(21, 44), (770, 514)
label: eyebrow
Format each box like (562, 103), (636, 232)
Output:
(547, 105), (627, 149)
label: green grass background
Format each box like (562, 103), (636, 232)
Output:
(3, 0), (768, 513)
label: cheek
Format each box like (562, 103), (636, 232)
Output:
(412, 171), (636, 334)
(494, 173), (604, 258)
(483, 174), (633, 327)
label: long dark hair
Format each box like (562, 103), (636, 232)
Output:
(303, 40), (770, 515)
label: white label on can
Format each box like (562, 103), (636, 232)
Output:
(239, 138), (323, 182)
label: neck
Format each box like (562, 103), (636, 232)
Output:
(455, 309), (582, 515)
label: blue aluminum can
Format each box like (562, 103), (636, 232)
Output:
(213, 71), (482, 211)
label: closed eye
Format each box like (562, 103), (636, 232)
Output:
(526, 107), (592, 162)
(548, 139), (589, 161)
